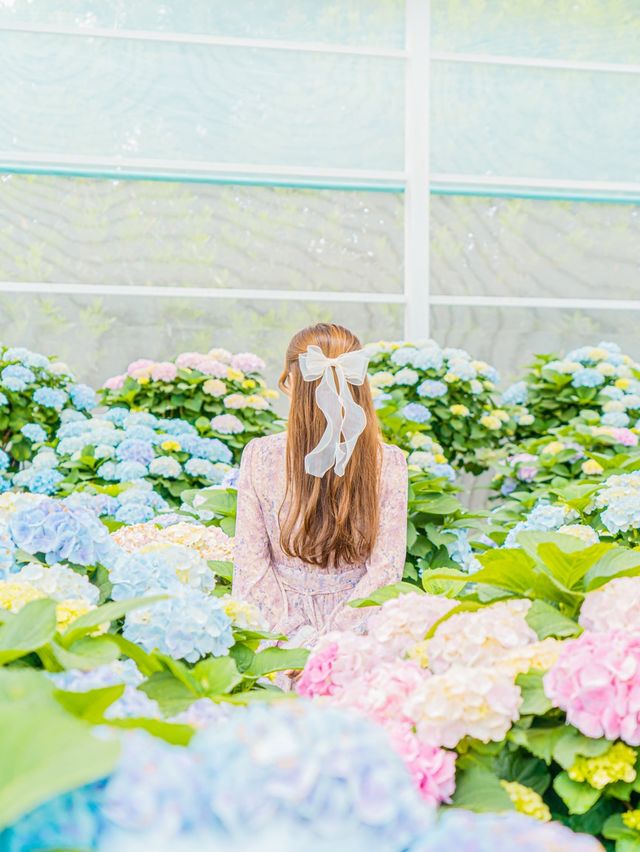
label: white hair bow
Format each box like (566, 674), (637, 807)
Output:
(298, 344), (370, 477)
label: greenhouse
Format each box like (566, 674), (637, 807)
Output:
(1, 2), (640, 850)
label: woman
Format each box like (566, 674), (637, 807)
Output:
(232, 323), (408, 648)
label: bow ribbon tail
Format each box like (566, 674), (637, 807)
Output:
(333, 367), (367, 476)
(304, 367), (343, 477)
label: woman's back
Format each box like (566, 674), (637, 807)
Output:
(233, 431), (407, 644)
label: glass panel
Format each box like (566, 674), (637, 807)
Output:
(0, 33), (404, 173)
(0, 293), (403, 387)
(0, 0), (405, 49)
(432, 0), (640, 64)
(431, 305), (640, 385)
(431, 61), (640, 183)
(0, 176), (404, 293)
(430, 195), (640, 299)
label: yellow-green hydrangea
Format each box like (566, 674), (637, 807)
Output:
(623, 810), (640, 831)
(480, 414), (501, 431)
(568, 742), (637, 789)
(500, 781), (551, 822)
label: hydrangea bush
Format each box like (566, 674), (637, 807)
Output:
(502, 342), (640, 440)
(365, 340), (513, 473)
(0, 344), (97, 473)
(13, 408), (235, 506)
(101, 349), (282, 461)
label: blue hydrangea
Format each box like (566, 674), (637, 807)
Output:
(412, 346), (445, 372)
(0, 449), (9, 472)
(121, 425), (158, 444)
(390, 346), (420, 368)
(158, 418), (198, 437)
(184, 458), (221, 481)
(9, 497), (118, 566)
(12, 467), (64, 495)
(411, 810), (598, 851)
(3, 347), (52, 369)
(60, 408), (87, 423)
(602, 411), (630, 427)
(373, 391), (393, 410)
(114, 503), (155, 525)
(600, 386), (624, 400)
(401, 403), (432, 424)
(117, 485), (167, 512)
(0, 525), (16, 577)
(393, 367), (419, 386)
(149, 457), (182, 478)
(505, 502), (573, 548)
(501, 380), (528, 406)
(123, 589), (234, 662)
(446, 359), (477, 381)
(123, 412), (158, 429)
(33, 387), (68, 410)
(179, 435), (232, 464)
(20, 423), (47, 443)
(50, 662), (161, 720)
(115, 439), (155, 466)
(1, 364), (35, 391)
(446, 529), (481, 573)
(56, 436), (86, 455)
(0, 476), (10, 495)
(417, 379), (447, 399)
(102, 407), (130, 427)
(623, 394), (640, 410)
(31, 450), (58, 469)
(572, 368), (605, 388)
(0, 391), (7, 406)
(222, 468), (240, 489)
(69, 383), (97, 411)
(113, 461), (148, 481)
(63, 491), (120, 518)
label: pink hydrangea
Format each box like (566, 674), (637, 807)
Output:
(176, 352), (205, 369)
(332, 659), (428, 725)
(580, 577), (640, 633)
(150, 361), (178, 382)
(103, 374), (125, 390)
(367, 592), (456, 657)
(612, 428), (638, 447)
(544, 630), (640, 744)
(231, 352), (266, 374)
(127, 358), (154, 376)
(196, 358), (228, 378)
(387, 722), (457, 806)
(296, 631), (387, 698)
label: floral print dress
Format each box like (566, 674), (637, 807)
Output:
(232, 432), (408, 647)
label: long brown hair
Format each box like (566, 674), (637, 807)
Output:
(279, 323), (381, 567)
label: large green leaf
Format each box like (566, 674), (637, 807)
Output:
(508, 726), (566, 765)
(516, 671), (553, 715)
(139, 671), (196, 716)
(106, 717), (194, 746)
(552, 727), (611, 769)
(536, 542), (614, 590)
(584, 548), (640, 592)
(54, 684), (125, 722)
(349, 581), (420, 608)
(245, 647), (310, 678)
(553, 771), (601, 814)
(0, 680), (119, 827)
(525, 600), (582, 640)
(0, 599), (57, 664)
(192, 656), (242, 695)
(451, 766), (514, 812)
(61, 595), (167, 645)
(47, 635), (121, 671)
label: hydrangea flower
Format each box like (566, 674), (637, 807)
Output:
(572, 368), (605, 388)
(417, 380), (447, 399)
(122, 588), (233, 662)
(2, 364), (35, 390)
(579, 576), (640, 633)
(403, 664), (522, 748)
(544, 630), (640, 743)
(412, 809), (601, 851)
(20, 423), (47, 443)
(426, 600), (537, 674)
(33, 387), (68, 410)
(366, 593), (456, 657)
(402, 403), (432, 424)
(501, 380), (528, 406)
(297, 632), (387, 698)
(210, 414), (245, 435)
(8, 497), (118, 567)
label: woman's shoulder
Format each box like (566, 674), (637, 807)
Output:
(381, 441), (406, 462)
(242, 432), (287, 464)
(380, 441), (408, 476)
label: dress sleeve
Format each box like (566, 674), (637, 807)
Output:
(231, 440), (280, 625)
(327, 445), (408, 633)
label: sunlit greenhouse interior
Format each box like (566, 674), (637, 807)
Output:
(3, 3), (640, 851)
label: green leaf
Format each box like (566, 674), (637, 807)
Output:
(139, 671), (196, 716)
(525, 599), (582, 640)
(106, 718), (194, 746)
(0, 599), (57, 664)
(451, 766), (514, 812)
(245, 647), (310, 678)
(47, 635), (121, 671)
(0, 689), (119, 827)
(208, 560), (233, 582)
(349, 581), (420, 608)
(553, 771), (602, 814)
(516, 671), (553, 715)
(552, 727), (612, 769)
(410, 494), (461, 515)
(192, 656), (242, 695)
(603, 814), (640, 843)
(61, 595), (167, 645)
(584, 548), (640, 591)
(508, 726), (566, 764)
(107, 634), (164, 677)
(463, 549), (580, 606)
(536, 542), (614, 590)
(54, 684), (125, 722)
